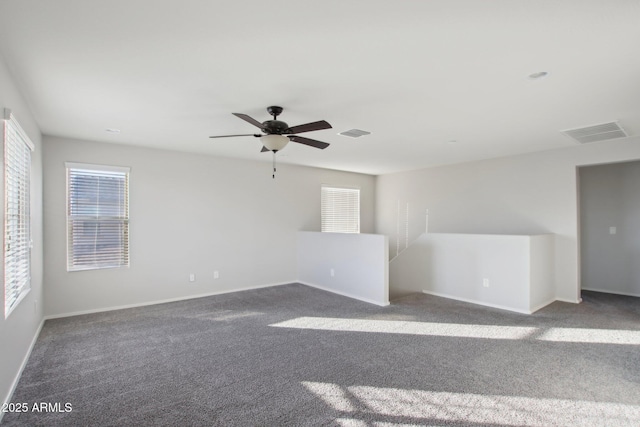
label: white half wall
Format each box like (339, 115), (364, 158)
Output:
(529, 234), (556, 311)
(43, 136), (375, 317)
(389, 233), (554, 313)
(297, 231), (389, 306)
(376, 136), (640, 304)
(0, 55), (44, 413)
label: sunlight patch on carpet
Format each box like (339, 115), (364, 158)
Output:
(304, 382), (640, 426)
(272, 317), (640, 345)
(272, 317), (536, 340)
(537, 327), (640, 345)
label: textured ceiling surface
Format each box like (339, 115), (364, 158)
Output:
(1, 0), (639, 175)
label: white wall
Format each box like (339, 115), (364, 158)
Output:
(297, 231), (389, 306)
(579, 160), (640, 296)
(389, 233), (553, 313)
(376, 137), (640, 303)
(0, 55), (44, 411)
(43, 136), (375, 317)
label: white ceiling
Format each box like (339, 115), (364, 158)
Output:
(1, 0), (639, 175)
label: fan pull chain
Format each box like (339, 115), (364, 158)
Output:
(272, 151), (276, 179)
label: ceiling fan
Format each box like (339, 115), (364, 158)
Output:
(210, 106), (332, 178)
(210, 106), (331, 151)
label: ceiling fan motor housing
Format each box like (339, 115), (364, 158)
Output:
(262, 120), (289, 134)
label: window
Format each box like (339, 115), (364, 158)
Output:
(66, 163), (130, 271)
(321, 185), (360, 233)
(3, 109), (34, 318)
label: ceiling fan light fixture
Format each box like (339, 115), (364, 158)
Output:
(261, 134), (289, 151)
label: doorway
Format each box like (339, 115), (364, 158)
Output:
(578, 160), (640, 298)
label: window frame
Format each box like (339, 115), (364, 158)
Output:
(3, 109), (34, 318)
(321, 185), (361, 234)
(66, 162), (130, 272)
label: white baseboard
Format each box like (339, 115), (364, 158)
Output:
(581, 288), (640, 298)
(44, 281), (293, 320)
(1, 317), (46, 424)
(299, 281), (390, 307)
(555, 297), (582, 304)
(422, 290), (532, 314)
(422, 290), (580, 314)
(529, 298), (557, 314)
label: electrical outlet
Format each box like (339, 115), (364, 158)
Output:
(330, 268), (335, 277)
(189, 273), (195, 282)
(482, 278), (490, 288)
(214, 271), (219, 279)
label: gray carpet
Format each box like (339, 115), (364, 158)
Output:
(2, 284), (640, 426)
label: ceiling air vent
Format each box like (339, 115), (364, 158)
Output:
(339, 129), (371, 138)
(561, 121), (628, 144)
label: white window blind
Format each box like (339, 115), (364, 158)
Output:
(3, 109), (34, 318)
(66, 163), (130, 271)
(321, 185), (360, 233)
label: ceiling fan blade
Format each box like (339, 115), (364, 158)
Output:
(261, 146), (269, 152)
(286, 120), (332, 134)
(288, 135), (330, 149)
(209, 134), (261, 139)
(232, 113), (264, 128)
